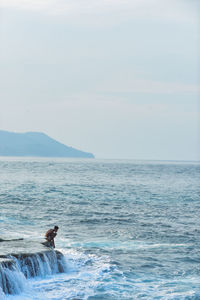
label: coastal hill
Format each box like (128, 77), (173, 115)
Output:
(0, 130), (94, 158)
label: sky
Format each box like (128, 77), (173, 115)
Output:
(0, 0), (199, 160)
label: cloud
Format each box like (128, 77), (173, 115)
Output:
(1, 0), (199, 25)
(101, 78), (200, 95)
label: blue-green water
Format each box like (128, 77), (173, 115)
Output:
(0, 158), (200, 299)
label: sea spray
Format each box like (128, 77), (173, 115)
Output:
(0, 259), (26, 295)
(0, 251), (67, 295)
(0, 159), (200, 299)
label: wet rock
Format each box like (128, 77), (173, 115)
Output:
(0, 239), (67, 295)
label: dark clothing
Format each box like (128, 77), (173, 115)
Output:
(45, 228), (57, 248)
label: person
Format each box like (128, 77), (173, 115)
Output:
(45, 226), (59, 248)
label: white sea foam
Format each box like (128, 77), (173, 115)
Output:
(2, 248), (114, 300)
(1, 159), (200, 299)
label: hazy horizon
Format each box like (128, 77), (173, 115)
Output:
(0, 0), (199, 160)
(0, 129), (199, 162)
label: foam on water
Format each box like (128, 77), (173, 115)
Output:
(0, 250), (68, 298)
(2, 249), (120, 300)
(0, 263), (26, 296)
(0, 159), (200, 299)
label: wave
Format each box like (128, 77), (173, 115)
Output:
(0, 250), (67, 296)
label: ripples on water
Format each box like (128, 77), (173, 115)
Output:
(0, 158), (200, 299)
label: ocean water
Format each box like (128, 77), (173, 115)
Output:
(0, 158), (200, 300)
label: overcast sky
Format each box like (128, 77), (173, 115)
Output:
(0, 0), (199, 160)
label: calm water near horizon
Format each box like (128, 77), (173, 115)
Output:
(0, 158), (200, 299)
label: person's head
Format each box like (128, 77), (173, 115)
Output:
(54, 225), (59, 232)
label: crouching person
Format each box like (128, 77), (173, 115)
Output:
(45, 225), (59, 248)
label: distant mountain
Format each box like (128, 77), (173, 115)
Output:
(0, 130), (94, 158)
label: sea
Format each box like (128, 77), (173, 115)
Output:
(0, 158), (200, 300)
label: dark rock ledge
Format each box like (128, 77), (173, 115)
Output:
(0, 239), (67, 295)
